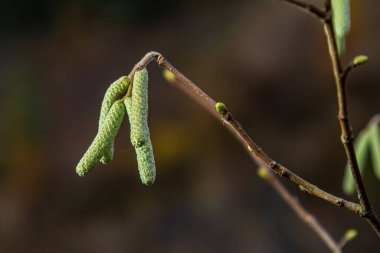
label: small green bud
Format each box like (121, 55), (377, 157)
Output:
(162, 69), (176, 83)
(257, 167), (270, 180)
(343, 229), (358, 241)
(353, 55), (369, 67)
(215, 102), (228, 116)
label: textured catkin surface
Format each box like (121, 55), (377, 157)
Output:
(332, 0), (351, 55)
(125, 68), (156, 185)
(76, 100), (126, 176)
(135, 142), (156, 185)
(98, 76), (130, 164)
(130, 69), (149, 147)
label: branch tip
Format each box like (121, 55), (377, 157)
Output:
(353, 55), (369, 67)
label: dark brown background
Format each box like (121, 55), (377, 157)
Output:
(1, 0), (380, 252)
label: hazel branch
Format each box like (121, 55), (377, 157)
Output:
(323, 6), (380, 236)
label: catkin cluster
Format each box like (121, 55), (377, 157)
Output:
(76, 69), (156, 185)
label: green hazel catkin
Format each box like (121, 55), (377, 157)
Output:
(99, 76), (130, 164)
(135, 141), (156, 185)
(125, 97), (156, 185)
(76, 100), (126, 176)
(332, 0), (351, 55)
(124, 68), (156, 185)
(130, 68), (149, 147)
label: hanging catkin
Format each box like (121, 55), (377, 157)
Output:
(77, 100), (126, 176)
(98, 76), (130, 164)
(125, 68), (156, 185)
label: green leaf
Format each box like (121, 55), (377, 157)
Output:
(331, 0), (351, 56)
(343, 128), (371, 194)
(369, 123), (380, 179)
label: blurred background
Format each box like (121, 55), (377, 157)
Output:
(1, 0), (380, 252)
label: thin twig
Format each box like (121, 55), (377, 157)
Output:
(322, 3), (380, 236)
(277, 0), (326, 19)
(263, 169), (342, 253)
(340, 63), (355, 85)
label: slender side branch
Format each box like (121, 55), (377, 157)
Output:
(278, 0), (326, 19)
(260, 168), (341, 253)
(221, 110), (360, 214)
(341, 63), (355, 85)
(341, 55), (369, 85)
(323, 11), (380, 236)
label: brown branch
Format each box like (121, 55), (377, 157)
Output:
(340, 63), (355, 85)
(277, 0), (326, 19)
(322, 7), (380, 236)
(219, 109), (360, 213)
